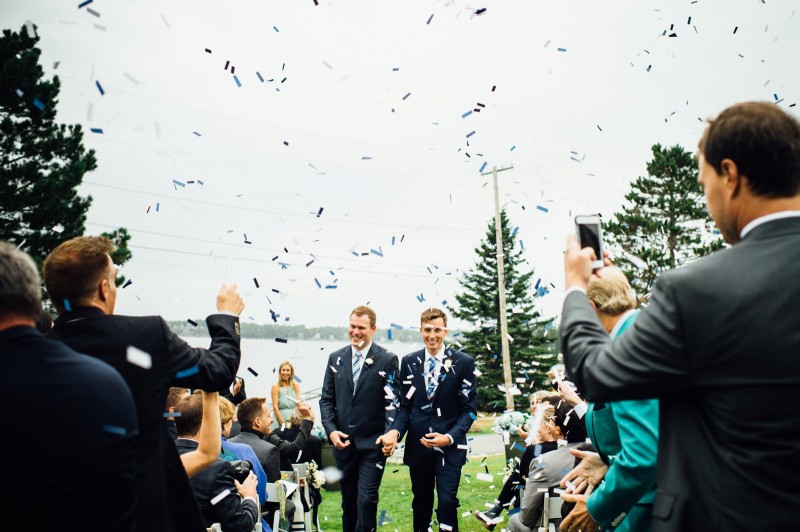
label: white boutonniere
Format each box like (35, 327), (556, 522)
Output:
(364, 357), (374, 366)
(444, 358), (452, 371)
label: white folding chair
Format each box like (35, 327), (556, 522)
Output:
(537, 491), (563, 532)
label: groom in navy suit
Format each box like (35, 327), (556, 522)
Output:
(320, 305), (399, 532)
(379, 308), (478, 532)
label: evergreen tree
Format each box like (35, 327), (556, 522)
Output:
(604, 144), (723, 300)
(450, 210), (558, 413)
(0, 24), (131, 279)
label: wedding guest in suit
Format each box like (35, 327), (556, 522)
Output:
(507, 399), (587, 532)
(0, 241), (138, 531)
(219, 396), (269, 510)
(559, 268), (658, 532)
(320, 305), (399, 532)
(271, 360), (301, 430)
(175, 393), (260, 532)
(44, 235), (245, 532)
(379, 308), (478, 532)
(561, 101), (800, 530)
(166, 386), (190, 440)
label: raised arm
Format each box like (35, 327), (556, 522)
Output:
(181, 391), (221, 477)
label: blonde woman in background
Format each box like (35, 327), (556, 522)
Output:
(270, 360), (301, 430)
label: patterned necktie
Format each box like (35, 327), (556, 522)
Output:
(352, 351), (363, 392)
(426, 356), (437, 399)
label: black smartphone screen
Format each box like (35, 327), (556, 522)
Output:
(578, 222), (602, 258)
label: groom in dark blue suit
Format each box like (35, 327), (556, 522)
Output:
(320, 305), (399, 532)
(379, 308), (478, 532)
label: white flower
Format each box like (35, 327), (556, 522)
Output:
(444, 359), (452, 370)
(364, 357), (374, 366)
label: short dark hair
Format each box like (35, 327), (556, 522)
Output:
(43, 236), (114, 312)
(420, 307), (447, 326)
(166, 387), (190, 411)
(698, 101), (800, 198)
(0, 242), (42, 321)
(351, 305), (376, 328)
(174, 393), (204, 437)
(236, 397), (267, 430)
(549, 397), (587, 444)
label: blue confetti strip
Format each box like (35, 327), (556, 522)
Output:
(95, 80), (105, 95)
(293, 375), (302, 383)
(78, 0), (94, 7)
(510, 145), (516, 151)
(390, 322), (404, 329)
(103, 424), (126, 436)
(175, 366), (200, 378)
(370, 248), (383, 257)
(33, 98), (44, 110)
(273, 26), (279, 32)
(462, 110), (473, 118)
(466, 130), (476, 138)
(387, 330), (393, 340)
(90, 128), (104, 134)
(479, 161), (487, 173)
(536, 205), (549, 213)
(256, 71), (264, 82)
(314, 278), (321, 288)
(557, 47), (567, 52)
(63, 298), (72, 311)
(391, 236), (396, 245)
(469, 412), (477, 421)
(233, 75), (241, 87)
(173, 179), (186, 188)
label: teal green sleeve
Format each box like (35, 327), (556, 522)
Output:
(586, 399), (659, 529)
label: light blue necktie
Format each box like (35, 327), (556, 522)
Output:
(426, 356), (438, 399)
(352, 351), (363, 392)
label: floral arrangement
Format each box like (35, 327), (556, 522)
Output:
(306, 459), (326, 489)
(310, 423), (328, 443)
(492, 410), (530, 437)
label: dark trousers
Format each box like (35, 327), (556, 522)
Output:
(336, 446), (386, 532)
(409, 449), (463, 532)
(496, 442), (552, 510)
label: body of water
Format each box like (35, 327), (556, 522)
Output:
(181, 336), (422, 419)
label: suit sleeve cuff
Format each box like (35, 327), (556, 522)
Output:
(573, 401), (588, 419)
(216, 311), (238, 317)
(565, 286), (587, 296)
(445, 433), (454, 445)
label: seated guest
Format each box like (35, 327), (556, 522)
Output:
(507, 398), (587, 532)
(219, 396), (269, 509)
(175, 392), (260, 532)
(559, 268), (658, 532)
(166, 386), (190, 440)
(274, 408), (323, 469)
(0, 241), (138, 531)
(475, 391), (562, 530)
(180, 391), (221, 477)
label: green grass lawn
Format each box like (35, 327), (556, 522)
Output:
(315, 453), (511, 532)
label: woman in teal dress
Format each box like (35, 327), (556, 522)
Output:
(270, 360), (301, 430)
(561, 268), (659, 532)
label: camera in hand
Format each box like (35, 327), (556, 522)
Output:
(230, 459), (253, 483)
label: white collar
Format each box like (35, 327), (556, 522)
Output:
(609, 309), (636, 340)
(352, 343), (372, 357)
(425, 345), (446, 361)
(740, 211), (800, 239)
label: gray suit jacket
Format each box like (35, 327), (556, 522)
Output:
(561, 217), (800, 531)
(508, 443), (580, 532)
(228, 429), (280, 483)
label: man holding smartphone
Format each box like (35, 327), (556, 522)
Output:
(378, 308), (478, 532)
(560, 101), (800, 530)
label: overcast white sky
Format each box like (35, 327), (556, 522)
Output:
(5, 0), (799, 329)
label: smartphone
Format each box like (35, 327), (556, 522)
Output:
(575, 214), (604, 269)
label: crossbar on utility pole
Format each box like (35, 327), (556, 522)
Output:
(482, 164), (515, 412)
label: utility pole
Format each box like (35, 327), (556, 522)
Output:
(482, 164), (515, 412)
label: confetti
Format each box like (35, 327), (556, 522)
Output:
(247, 367), (259, 377)
(427, 14), (434, 24)
(276, 338), (288, 343)
(103, 424), (127, 436)
(127, 346), (152, 369)
(90, 128), (104, 134)
(187, 319), (198, 327)
(95, 80), (105, 95)
(176, 366), (200, 378)
(210, 489), (232, 505)
(78, 0), (93, 8)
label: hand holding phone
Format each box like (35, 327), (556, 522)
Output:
(574, 214), (605, 270)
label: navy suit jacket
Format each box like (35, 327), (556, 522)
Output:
(49, 307), (241, 532)
(1, 325), (138, 532)
(391, 346), (478, 467)
(561, 217), (800, 531)
(319, 343), (399, 459)
(175, 439), (260, 532)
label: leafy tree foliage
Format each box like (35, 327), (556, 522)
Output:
(450, 210), (558, 413)
(0, 24), (131, 282)
(604, 144), (723, 300)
